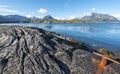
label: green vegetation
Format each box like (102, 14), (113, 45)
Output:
(99, 48), (116, 59)
(29, 19), (84, 24)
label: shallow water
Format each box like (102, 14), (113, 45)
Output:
(1, 23), (120, 51)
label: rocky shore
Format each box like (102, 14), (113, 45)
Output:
(0, 26), (120, 74)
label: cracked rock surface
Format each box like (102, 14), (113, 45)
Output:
(0, 26), (120, 74)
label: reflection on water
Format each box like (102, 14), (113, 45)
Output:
(1, 23), (120, 51)
(107, 29), (120, 34)
(88, 27), (95, 33)
(45, 26), (53, 30)
(48, 26), (97, 34)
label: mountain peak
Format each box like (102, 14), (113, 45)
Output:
(42, 15), (54, 20)
(81, 12), (119, 23)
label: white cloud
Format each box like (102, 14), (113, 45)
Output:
(25, 15), (34, 18)
(92, 8), (96, 11)
(0, 13), (10, 16)
(69, 16), (76, 20)
(61, 18), (65, 20)
(54, 17), (61, 20)
(55, 16), (77, 20)
(37, 16), (42, 18)
(0, 5), (23, 14)
(38, 8), (48, 14)
(79, 12), (91, 18)
(54, 17), (65, 20)
(112, 14), (120, 20)
(82, 13), (91, 16)
(0, 8), (21, 13)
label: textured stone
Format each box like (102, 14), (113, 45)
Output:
(0, 26), (120, 74)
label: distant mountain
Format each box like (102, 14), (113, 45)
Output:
(0, 13), (120, 23)
(81, 13), (119, 23)
(28, 16), (40, 21)
(0, 15), (30, 23)
(42, 15), (54, 21)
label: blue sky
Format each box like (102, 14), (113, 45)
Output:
(0, 0), (120, 19)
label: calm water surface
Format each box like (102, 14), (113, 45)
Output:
(1, 23), (120, 51)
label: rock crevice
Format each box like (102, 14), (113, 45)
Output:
(0, 26), (119, 74)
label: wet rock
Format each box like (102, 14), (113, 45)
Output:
(0, 26), (120, 74)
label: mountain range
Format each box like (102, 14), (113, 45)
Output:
(0, 15), (30, 23)
(81, 13), (119, 23)
(0, 13), (119, 23)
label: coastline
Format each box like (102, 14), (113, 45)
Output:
(0, 25), (120, 74)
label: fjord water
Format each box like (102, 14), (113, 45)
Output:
(1, 23), (120, 51)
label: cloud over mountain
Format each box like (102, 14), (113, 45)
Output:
(38, 8), (48, 14)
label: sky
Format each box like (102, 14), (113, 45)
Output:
(0, 0), (120, 19)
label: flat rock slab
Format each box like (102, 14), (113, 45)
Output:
(0, 26), (120, 74)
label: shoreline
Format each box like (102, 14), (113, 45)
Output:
(0, 25), (120, 74)
(0, 25), (120, 56)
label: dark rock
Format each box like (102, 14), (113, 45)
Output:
(0, 26), (120, 74)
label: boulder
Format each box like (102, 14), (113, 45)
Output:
(0, 26), (120, 74)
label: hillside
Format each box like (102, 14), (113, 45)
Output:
(0, 15), (30, 23)
(81, 13), (119, 23)
(0, 13), (120, 23)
